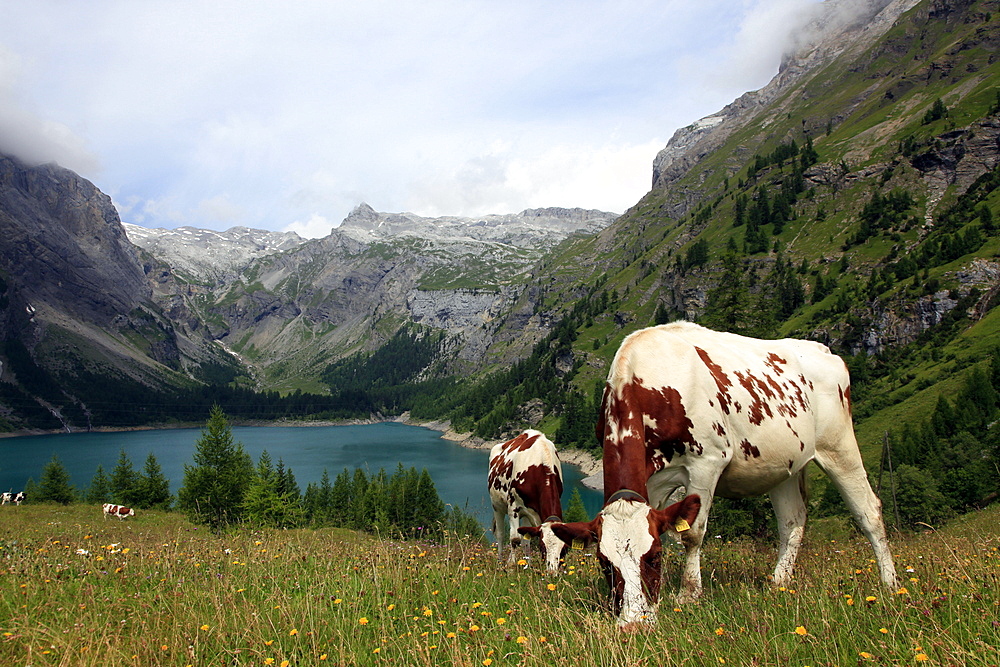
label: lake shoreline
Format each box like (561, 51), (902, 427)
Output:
(398, 413), (604, 492)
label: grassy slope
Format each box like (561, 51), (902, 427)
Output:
(1, 503), (998, 666)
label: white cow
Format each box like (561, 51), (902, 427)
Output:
(551, 322), (898, 626)
(488, 430), (567, 571)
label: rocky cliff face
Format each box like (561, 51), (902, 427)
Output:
(0, 153), (151, 324)
(651, 0), (920, 217)
(0, 152), (236, 428)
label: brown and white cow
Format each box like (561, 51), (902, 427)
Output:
(488, 430), (567, 570)
(103, 503), (135, 520)
(550, 322), (898, 625)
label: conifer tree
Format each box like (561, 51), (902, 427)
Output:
(85, 465), (111, 504)
(137, 452), (172, 510)
(177, 405), (254, 530)
(702, 245), (753, 334)
(329, 468), (353, 527)
(243, 450), (304, 528)
(410, 468), (445, 535)
(564, 487), (590, 523)
(37, 454), (75, 505)
(110, 449), (141, 506)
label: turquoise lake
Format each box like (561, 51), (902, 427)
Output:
(0, 422), (603, 527)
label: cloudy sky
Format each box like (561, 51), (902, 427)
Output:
(0, 1), (823, 238)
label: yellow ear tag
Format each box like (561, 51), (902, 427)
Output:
(674, 518), (691, 532)
(572, 539), (584, 550)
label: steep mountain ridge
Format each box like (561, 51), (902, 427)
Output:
(651, 0), (921, 215)
(0, 153), (241, 430)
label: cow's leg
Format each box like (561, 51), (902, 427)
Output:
(674, 473), (719, 602)
(769, 470), (808, 587)
(506, 505), (522, 562)
(491, 504), (507, 559)
(815, 446), (898, 589)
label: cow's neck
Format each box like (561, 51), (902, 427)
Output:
(602, 438), (650, 502)
(536, 483), (563, 521)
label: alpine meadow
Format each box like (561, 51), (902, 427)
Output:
(2, 0), (1000, 664)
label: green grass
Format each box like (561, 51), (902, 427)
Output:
(2, 503), (998, 666)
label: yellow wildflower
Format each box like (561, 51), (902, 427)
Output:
(359, 617), (369, 625)
(794, 626), (808, 636)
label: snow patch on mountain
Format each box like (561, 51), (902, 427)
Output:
(124, 224), (306, 282)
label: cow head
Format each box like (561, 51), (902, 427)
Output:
(517, 517), (569, 573)
(552, 493), (701, 626)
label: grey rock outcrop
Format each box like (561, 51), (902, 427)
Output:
(124, 224), (305, 284)
(0, 153), (151, 324)
(651, 0), (920, 217)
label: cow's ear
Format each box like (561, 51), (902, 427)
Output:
(550, 519), (599, 547)
(517, 526), (542, 539)
(651, 494), (702, 536)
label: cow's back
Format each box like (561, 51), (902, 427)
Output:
(489, 430), (562, 517)
(606, 323), (854, 499)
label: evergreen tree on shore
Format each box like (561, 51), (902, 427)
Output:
(178, 405), (253, 530)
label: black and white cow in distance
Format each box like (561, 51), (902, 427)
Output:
(551, 322), (898, 626)
(488, 430), (567, 571)
(1, 491), (24, 505)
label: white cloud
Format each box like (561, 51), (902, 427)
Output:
(283, 213), (334, 240)
(410, 139), (666, 217)
(197, 195), (245, 225)
(0, 1), (822, 233)
(0, 44), (98, 174)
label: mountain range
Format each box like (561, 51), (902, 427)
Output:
(1, 0), (998, 450)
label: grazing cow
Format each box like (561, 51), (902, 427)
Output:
(13, 491), (24, 505)
(103, 503), (135, 520)
(1, 492), (11, 505)
(488, 430), (566, 570)
(550, 322), (898, 626)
